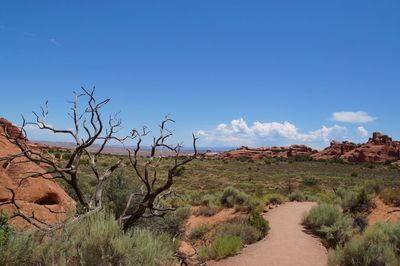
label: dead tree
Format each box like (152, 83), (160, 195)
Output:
(1, 89), (202, 231)
(119, 117), (200, 231)
(1, 88), (125, 214)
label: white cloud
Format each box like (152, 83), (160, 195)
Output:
(356, 126), (369, 138)
(198, 118), (348, 147)
(332, 111), (376, 124)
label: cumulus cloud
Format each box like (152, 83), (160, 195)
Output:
(198, 118), (348, 147)
(356, 126), (369, 138)
(332, 111), (376, 124)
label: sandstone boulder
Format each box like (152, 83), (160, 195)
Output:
(0, 119), (75, 229)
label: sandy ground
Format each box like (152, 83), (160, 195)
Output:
(208, 202), (328, 266)
(368, 197), (400, 225)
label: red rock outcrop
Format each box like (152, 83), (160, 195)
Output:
(0, 118), (27, 141)
(218, 145), (317, 160)
(312, 140), (359, 161)
(0, 118), (75, 229)
(313, 132), (400, 164)
(218, 132), (400, 165)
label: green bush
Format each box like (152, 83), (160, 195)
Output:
(174, 166), (186, 177)
(304, 204), (355, 246)
(0, 212), (13, 247)
(215, 219), (261, 245)
(293, 155), (313, 162)
(302, 177), (318, 186)
(289, 190), (307, 202)
(211, 235), (242, 260)
(104, 173), (138, 218)
(316, 191), (335, 204)
(319, 215), (355, 246)
(220, 186), (250, 209)
(196, 205), (219, 217)
(137, 206), (191, 236)
(380, 187), (400, 206)
(329, 222), (400, 266)
(197, 235), (243, 262)
(0, 212), (175, 266)
(190, 224), (210, 240)
(198, 246), (211, 263)
(264, 193), (287, 205)
(247, 212), (270, 237)
(336, 187), (374, 213)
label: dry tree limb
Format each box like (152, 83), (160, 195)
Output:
(120, 116), (205, 230)
(0, 88), (125, 228)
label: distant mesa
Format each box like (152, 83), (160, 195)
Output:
(218, 132), (400, 165)
(218, 145), (318, 160)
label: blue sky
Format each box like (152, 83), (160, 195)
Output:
(1, 1), (399, 148)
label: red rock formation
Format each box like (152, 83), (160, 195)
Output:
(0, 118), (27, 141)
(218, 145), (317, 160)
(312, 141), (359, 161)
(0, 119), (75, 229)
(313, 132), (400, 164)
(218, 132), (400, 165)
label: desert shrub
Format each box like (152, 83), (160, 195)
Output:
(196, 205), (219, 217)
(380, 187), (400, 206)
(288, 190), (307, 202)
(211, 235), (242, 260)
(192, 193), (221, 216)
(331, 157), (345, 164)
(304, 204), (355, 247)
(0, 212), (175, 266)
(328, 222), (400, 266)
(197, 246), (211, 263)
(199, 193), (220, 207)
(187, 191), (203, 206)
(302, 177), (318, 186)
(220, 186), (250, 209)
(336, 187), (375, 213)
(62, 152), (72, 160)
(350, 172), (358, 177)
(292, 155), (313, 162)
(304, 204), (342, 228)
(188, 192), (221, 208)
(319, 215), (355, 246)
(0, 212), (13, 247)
(215, 221), (259, 244)
(137, 206), (191, 236)
(104, 173), (138, 218)
(197, 235), (242, 262)
(264, 193), (287, 205)
(365, 182), (382, 194)
(247, 212), (270, 237)
(316, 191), (335, 204)
(174, 166), (186, 177)
(353, 213), (369, 232)
(190, 224), (210, 240)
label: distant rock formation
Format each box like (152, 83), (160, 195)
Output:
(217, 132), (400, 165)
(0, 118), (75, 229)
(313, 132), (400, 164)
(218, 145), (318, 160)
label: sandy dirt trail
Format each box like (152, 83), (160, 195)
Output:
(208, 202), (327, 266)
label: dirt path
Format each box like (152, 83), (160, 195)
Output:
(208, 202), (327, 266)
